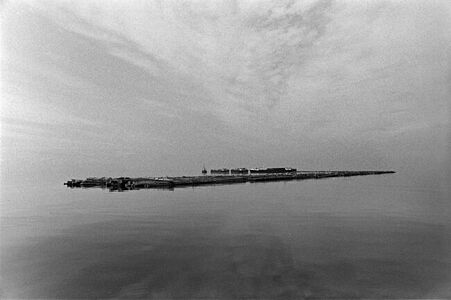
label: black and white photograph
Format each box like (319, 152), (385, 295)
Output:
(1, 0), (450, 298)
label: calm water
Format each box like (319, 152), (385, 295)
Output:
(1, 173), (450, 299)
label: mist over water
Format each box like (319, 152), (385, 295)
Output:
(1, 173), (450, 299)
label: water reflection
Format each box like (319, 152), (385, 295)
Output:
(2, 176), (450, 299)
(3, 213), (449, 299)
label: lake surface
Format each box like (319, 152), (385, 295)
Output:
(1, 173), (450, 299)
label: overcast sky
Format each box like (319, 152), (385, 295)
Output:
(1, 0), (450, 185)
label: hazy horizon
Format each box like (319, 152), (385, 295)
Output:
(1, 0), (450, 187)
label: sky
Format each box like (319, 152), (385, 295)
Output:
(1, 0), (450, 186)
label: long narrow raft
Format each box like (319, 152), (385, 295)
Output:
(64, 171), (395, 191)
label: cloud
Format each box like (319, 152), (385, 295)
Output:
(20, 0), (335, 115)
(1, 0), (450, 183)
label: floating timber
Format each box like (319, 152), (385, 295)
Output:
(250, 167), (297, 174)
(64, 170), (395, 191)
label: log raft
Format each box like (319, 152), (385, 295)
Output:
(64, 171), (395, 191)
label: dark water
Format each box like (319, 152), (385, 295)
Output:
(1, 174), (450, 299)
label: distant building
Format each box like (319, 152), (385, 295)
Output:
(231, 168), (249, 174)
(211, 168), (229, 174)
